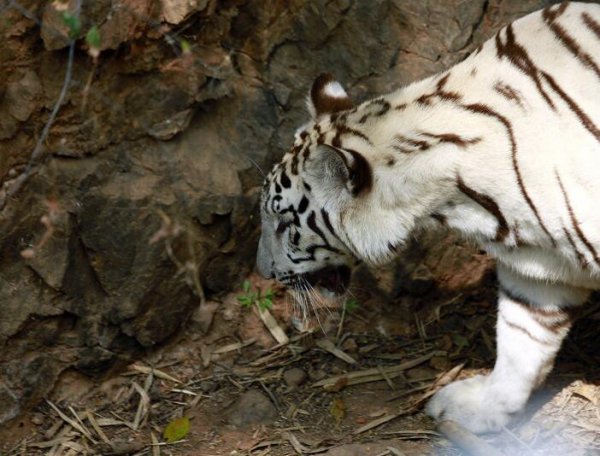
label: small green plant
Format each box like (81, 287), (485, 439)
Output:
(237, 280), (274, 311)
(180, 38), (191, 54)
(85, 25), (101, 49)
(343, 297), (359, 313)
(61, 11), (81, 39)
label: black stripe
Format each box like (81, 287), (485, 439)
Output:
(395, 134), (431, 151)
(332, 125), (373, 148)
(582, 11), (600, 40)
(500, 286), (573, 333)
(460, 102), (556, 246)
(541, 71), (600, 143)
(307, 211), (327, 240)
(562, 226), (588, 269)
(555, 171), (600, 267)
(457, 176), (509, 242)
(321, 209), (336, 234)
(495, 25), (555, 109)
(543, 5), (600, 80)
(431, 212), (447, 226)
(494, 81), (525, 109)
(421, 132), (482, 148)
(501, 315), (554, 346)
(298, 196), (309, 214)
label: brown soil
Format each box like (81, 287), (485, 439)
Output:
(1, 273), (599, 456)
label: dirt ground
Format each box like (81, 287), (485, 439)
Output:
(1, 271), (599, 456)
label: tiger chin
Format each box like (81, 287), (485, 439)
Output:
(256, 2), (600, 434)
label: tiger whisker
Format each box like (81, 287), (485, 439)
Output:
(299, 278), (328, 334)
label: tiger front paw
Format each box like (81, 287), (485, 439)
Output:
(425, 375), (519, 434)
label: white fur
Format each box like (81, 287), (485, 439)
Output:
(324, 4), (600, 432)
(260, 2), (600, 434)
(323, 81), (349, 99)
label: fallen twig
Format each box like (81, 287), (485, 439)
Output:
(46, 401), (95, 442)
(313, 351), (443, 389)
(353, 406), (414, 434)
(257, 306), (289, 345)
(316, 338), (357, 364)
(127, 363), (181, 383)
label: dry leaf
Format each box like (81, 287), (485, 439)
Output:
(330, 398), (346, 425)
(324, 377), (348, 393)
(163, 416), (190, 442)
(572, 383), (598, 405)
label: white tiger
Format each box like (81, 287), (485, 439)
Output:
(256, 2), (600, 433)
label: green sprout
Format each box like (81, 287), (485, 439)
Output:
(180, 38), (191, 54)
(343, 297), (359, 313)
(61, 11), (81, 39)
(237, 280), (274, 311)
(85, 25), (101, 49)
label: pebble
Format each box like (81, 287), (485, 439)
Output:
(283, 368), (307, 388)
(199, 380), (219, 393)
(341, 338), (358, 353)
(227, 390), (277, 427)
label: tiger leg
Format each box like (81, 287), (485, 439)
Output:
(426, 264), (588, 433)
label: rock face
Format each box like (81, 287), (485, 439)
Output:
(0, 0), (558, 422)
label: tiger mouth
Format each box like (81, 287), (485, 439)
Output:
(302, 265), (351, 295)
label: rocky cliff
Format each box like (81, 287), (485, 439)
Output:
(0, 0), (558, 423)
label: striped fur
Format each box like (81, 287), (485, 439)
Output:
(257, 2), (600, 433)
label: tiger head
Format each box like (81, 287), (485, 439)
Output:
(257, 74), (392, 296)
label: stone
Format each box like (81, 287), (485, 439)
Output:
(0, 383), (20, 424)
(6, 70), (42, 122)
(161, 0), (209, 24)
(283, 368), (307, 388)
(227, 390), (277, 427)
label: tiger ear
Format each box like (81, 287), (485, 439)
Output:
(310, 144), (371, 196)
(307, 73), (353, 118)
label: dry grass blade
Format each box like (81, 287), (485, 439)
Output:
(257, 306), (289, 345)
(281, 432), (333, 454)
(382, 429), (440, 439)
(316, 338), (357, 364)
(284, 431), (305, 454)
(85, 410), (110, 444)
(132, 381), (151, 430)
(313, 351), (443, 388)
(61, 440), (86, 452)
(353, 407), (413, 435)
(128, 363), (182, 383)
(46, 401), (95, 442)
(387, 448), (407, 456)
(44, 420), (63, 440)
(151, 432), (161, 456)
(572, 382), (599, 406)
(96, 418), (131, 427)
(29, 434), (73, 449)
(437, 420), (505, 456)
(212, 339), (256, 354)
(250, 439), (285, 451)
(386, 384), (432, 402)
(374, 450), (391, 456)
(68, 406), (94, 441)
(171, 388), (198, 396)
(432, 363), (465, 389)
(377, 365), (395, 389)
